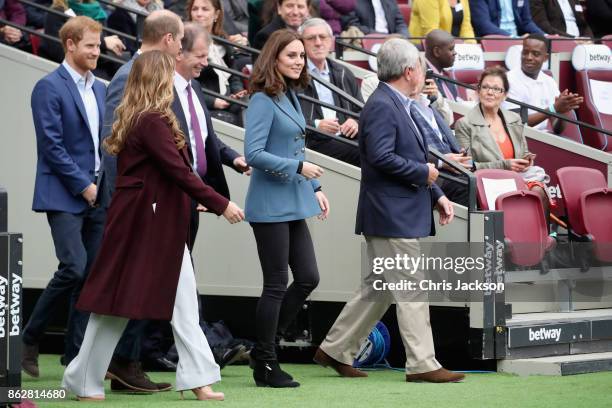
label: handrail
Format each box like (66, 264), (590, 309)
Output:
(0, 18), (128, 65)
(297, 94), (360, 119)
(309, 71), (364, 110)
(210, 33), (260, 56)
(17, 0), (138, 42)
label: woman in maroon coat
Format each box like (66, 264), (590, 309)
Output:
(61, 50), (245, 401)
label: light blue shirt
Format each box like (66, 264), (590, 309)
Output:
(307, 59), (337, 121)
(499, 0), (518, 37)
(382, 82), (423, 143)
(62, 61), (100, 172)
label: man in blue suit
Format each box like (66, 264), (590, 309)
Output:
(470, 0), (544, 36)
(22, 16), (106, 378)
(314, 39), (465, 383)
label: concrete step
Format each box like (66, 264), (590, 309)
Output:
(498, 352), (612, 376)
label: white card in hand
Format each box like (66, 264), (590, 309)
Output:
(152, 203), (157, 213)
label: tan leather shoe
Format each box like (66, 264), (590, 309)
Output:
(406, 368), (465, 383)
(313, 348), (368, 378)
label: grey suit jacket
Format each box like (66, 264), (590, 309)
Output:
(97, 55), (137, 208)
(454, 104), (530, 170)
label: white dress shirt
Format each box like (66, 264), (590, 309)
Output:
(174, 72), (209, 171)
(557, 0), (580, 37)
(371, 0), (389, 33)
(62, 61), (100, 173)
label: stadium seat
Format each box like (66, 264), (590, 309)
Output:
(572, 45), (612, 151)
(475, 169), (555, 270)
(480, 35), (522, 53)
(547, 35), (579, 53)
(361, 33), (389, 53)
(446, 43), (484, 101)
(602, 35), (612, 49)
(557, 167), (612, 264)
(398, 4), (411, 27)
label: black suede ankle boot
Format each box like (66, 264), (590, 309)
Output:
(253, 360), (300, 388)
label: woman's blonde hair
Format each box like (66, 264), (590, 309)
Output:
(104, 50), (185, 155)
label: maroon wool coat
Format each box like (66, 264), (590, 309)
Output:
(77, 113), (229, 320)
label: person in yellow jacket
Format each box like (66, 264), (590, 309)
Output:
(409, 0), (476, 44)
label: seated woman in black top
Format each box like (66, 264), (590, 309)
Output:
(187, 0), (248, 126)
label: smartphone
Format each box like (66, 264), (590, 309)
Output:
(425, 69), (434, 80)
(462, 147), (470, 156)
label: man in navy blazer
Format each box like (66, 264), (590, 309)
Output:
(343, 0), (409, 37)
(315, 39), (465, 384)
(23, 16), (107, 378)
(470, 0), (544, 36)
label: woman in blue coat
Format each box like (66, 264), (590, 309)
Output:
(244, 29), (330, 388)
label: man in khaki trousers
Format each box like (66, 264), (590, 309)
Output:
(314, 39), (465, 383)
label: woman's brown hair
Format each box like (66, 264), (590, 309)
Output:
(186, 0), (226, 38)
(249, 29), (309, 97)
(104, 51), (185, 155)
(478, 65), (510, 94)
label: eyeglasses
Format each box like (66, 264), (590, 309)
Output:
(303, 34), (331, 42)
(479, 85), (505, 94)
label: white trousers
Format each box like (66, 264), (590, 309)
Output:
(62, 245), (220, 396)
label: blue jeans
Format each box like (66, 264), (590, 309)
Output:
(22, 206), (106, 363)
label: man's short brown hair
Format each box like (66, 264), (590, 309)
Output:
(142, 10), (182, 44)
(59, 16), (102, 53)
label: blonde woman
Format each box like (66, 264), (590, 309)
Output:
(61, 50), (244, 401)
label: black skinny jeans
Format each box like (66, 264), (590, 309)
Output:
(251, 220), (320, 361)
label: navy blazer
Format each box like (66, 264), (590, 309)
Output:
(96, 55), (136, 208)
(172, 81), (241, 200)
(31, 64), (106, 213)
(470, 0), (544, 36)
(244, 91), (321, 223)
(355, 83), (444, 239)
(343, 0), (408, 37)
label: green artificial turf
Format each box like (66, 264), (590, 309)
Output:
(20, 354), (612, 408)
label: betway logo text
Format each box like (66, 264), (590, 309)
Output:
(529, 327), (561, 342)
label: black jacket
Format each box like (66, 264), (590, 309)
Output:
(530, 0), (593, 37)
(252, 14), (286, 50)
(343, 0), (408, 36)
(299, 58), (363, 141)
(196, 42), (245, 110)
(585, 0), (612, 38)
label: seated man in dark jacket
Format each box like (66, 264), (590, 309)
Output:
(470, 0), (544, 36)
(342, 0), (408, 37)
(298, 18), (362, 166)
(530, 0), (592, 37)
(252, 0), (309, 49)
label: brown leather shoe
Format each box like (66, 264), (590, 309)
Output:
(22, 343), (40, 378)
(107, 357), (171, 393)
(405, 368), (465, 383)
(313, 348), (368, 378)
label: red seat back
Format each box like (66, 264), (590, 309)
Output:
(556, 166), (607, 235)
(548, 35), (579, 53)
(362, 33), (388, 53)
(575, 70), (612, 152)
(581, 189), (612, 262)
(480, 35), (522, 53)
(474, 169), (527, 210)
(602, 35), (612, 49)
(545, 109), (583, 144)
(398, 4), (411, 27)
(447, 69), (481, 101)
(496, 190), (554, 267)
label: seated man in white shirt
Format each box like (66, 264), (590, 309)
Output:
(504, 34), (583, 134)
(298, 18), (363, 166)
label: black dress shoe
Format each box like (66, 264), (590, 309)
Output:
(22, 342), (40, 378)
(142, 356), (177, 372)
(253, 360), (299, 388)
(213, 344), (246, 369)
